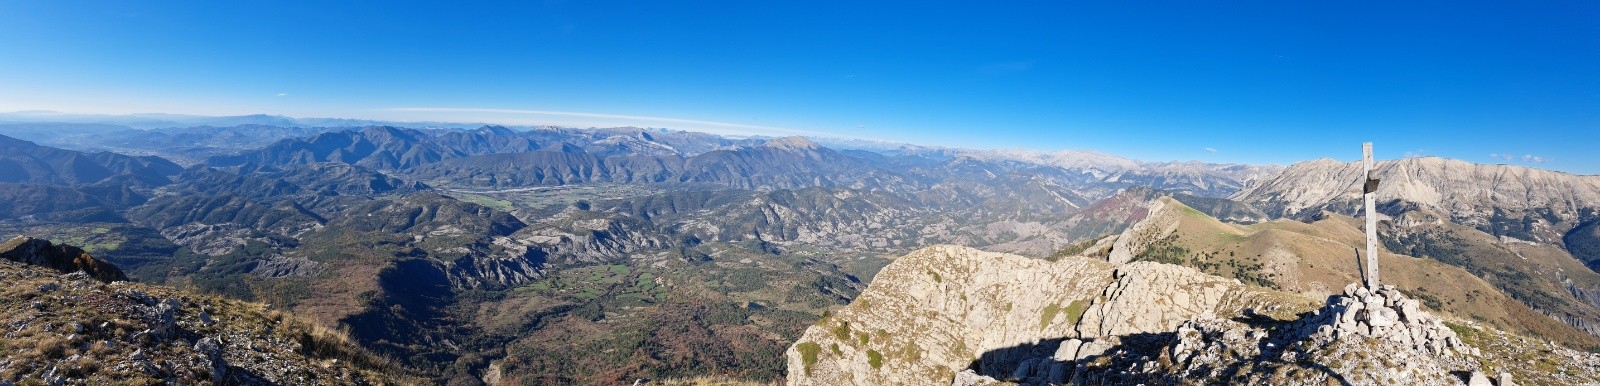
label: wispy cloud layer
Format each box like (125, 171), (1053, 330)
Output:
(1489, 153), (1551, 164)
(384, 107), (846, 138)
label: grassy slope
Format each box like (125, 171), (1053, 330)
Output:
(1136, 198), (1600, 350)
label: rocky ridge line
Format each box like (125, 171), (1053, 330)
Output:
(0, 236), (127, 283)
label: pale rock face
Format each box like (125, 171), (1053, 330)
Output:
(1074, 262), (1271, 337)
(784, 245), (1292, 386)
(785, 245), (1113, 386)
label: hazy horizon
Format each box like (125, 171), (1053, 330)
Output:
(2, 2), (1595, 172)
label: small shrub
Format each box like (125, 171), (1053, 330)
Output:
(832, 321), (852, 341)
(866, 349), (884, 369)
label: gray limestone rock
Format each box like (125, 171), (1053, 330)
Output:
(1369, 307), (1398, 328)
(195, 337), (227, 382)
(155, 299), (178, 339)
(951, 369), (998, 386)
(1468, 371), (1492, 386)
(1053, 339), (1083, 362)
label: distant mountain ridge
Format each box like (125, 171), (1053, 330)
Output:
(0, 134), (181, 186)
(1234, 156), (1600, 268)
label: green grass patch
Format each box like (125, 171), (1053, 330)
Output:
(1040, 303), (1062, 330)
(866, 349), (884, 370)
(1064, 299), (1089, 325)
(797, 342), (822, 374)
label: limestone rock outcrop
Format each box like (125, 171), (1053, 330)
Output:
(785, 239), (1600, 386)
(1062, 283), (1476, 385)
(783, 245), (1304, 386)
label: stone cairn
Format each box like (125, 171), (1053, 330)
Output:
(1294, 283), (1469, 356)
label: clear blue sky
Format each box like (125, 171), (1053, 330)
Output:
(1, 1), (1596, 172)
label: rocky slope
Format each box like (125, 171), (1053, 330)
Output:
(787, 199), (1600, 385)
(783, 244), (1313, 385)
(1101, 197), (1600, 346)
(0, 241), (409, 385)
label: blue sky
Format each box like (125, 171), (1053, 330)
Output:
(1, 1), (1596, 172)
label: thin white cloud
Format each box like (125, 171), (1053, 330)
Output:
(384, 107), (848, 138)
(1490, 152), (1550, 163)
(275, 93), (288, 97)
(1204, 147), (1217, 154)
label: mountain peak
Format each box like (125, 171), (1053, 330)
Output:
(476, 125), (517, 136)
(762, 136), (820, 151)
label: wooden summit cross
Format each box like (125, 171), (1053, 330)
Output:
(1363, 142), (1381, 289)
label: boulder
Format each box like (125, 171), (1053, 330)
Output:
(1497, 372), (1515, 386)
(1468, 371), (1493, 386)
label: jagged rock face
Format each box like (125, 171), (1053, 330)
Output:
(1233, 157), (1600, 244)
(1073, 261), (1294, 338)
(0, 236), (127, 282)
(784, 245), (1301, 386)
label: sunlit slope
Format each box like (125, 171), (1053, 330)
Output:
(1117, 197), (1600, 349)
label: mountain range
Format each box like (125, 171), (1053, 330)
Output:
(0, 115), (1597, 385)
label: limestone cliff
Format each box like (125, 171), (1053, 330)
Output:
(783, 245), (1308, 385)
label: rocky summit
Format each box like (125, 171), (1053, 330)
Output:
(788, 241), (1600, 386)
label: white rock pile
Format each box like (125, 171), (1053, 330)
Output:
(1292, 283), (1470, 357)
